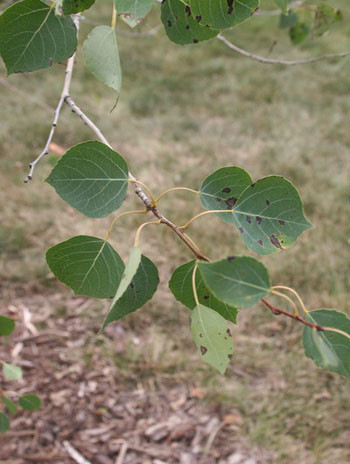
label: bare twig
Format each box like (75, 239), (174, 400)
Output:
(64, 95), (209, 261)
(115, 440), (129, 464)
(24, 15), (80, 183)
(217, 34), (350, 66)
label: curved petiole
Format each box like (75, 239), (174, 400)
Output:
(180, 210), (233, 230)
(104, 209), (148, 241)
(134, 220), (161, 248)
(154, 187), (200, 204)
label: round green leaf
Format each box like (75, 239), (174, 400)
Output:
(116, 0), (154, 28)
(200, 166), (253, 224)
(303, 310), (350, 378)
(101, 253), (159, 330)
(0, 413), (10, 434)
(45, 141), (129, 218)
(83, 26), (122, 93)
(169, 260), (238, 323)
(198, 256), (270, 308)
(46, 236), (124, 298)
(2, 363), (22, 381)
(161, 0), (219, 45)
(0, 316), (15, 336)
(0, 0), (77, 74)
(19, 394), (42, 411)
(191, 304), (233, 374)
(1, 396), (17, 415)
(182, 0), (259, 30)
(232, 176), (311, 255)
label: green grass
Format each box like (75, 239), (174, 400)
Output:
(0, 0), (349, 462)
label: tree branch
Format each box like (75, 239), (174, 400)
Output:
(24, 15), (81, 183)
(261, 298), (324, 331)
(217, 34), (350, 66)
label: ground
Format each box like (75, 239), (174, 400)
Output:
(0, 1), (349, 463)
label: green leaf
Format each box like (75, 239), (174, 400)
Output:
(101, 253), (159, 330)
(191, 304), (233, 374)
(279, 11), (298, 29)
(2, 363), (22, 381)
(0, 0), (77, 74)
(198, 256), (270, 308)
(303, 310), (350, 378)
(83, 26), (122, 93)
(290, 22), (309, 44)
(0, 413), (10, 434)
(313, 3), (342, 37)
(169, 260), (238, 323)
(231, 176), (311, 255)
(45, 141), (129, 218)
(161, 0), (219, 45)
(115, 0), (154, 28)
(0, 316), (15, 336)
(1, 396), (17, 415)
(62, 0), (95, 15)
(182, 0), (259, 30)
(19, 394), (42, 410)
(46, 236), (124, 298)
(200, 166), (252, 224)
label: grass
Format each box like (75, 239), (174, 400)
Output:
(0, 0), (349, 462)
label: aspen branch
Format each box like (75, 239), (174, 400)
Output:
(217, 34), (350, 66)
(24, 15), (81, 183)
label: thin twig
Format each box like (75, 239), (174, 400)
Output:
(115, 440), (129, 464)
(24, 15), (80, 183)
(217, 34), (350, 66)
(261, 298), (324, 331)
(63, 441), (91, 464)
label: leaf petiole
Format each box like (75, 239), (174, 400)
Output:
(180, 210), (233, 230)
(154, 187), (200, 204)
(134, 220), (161, 248)
(104, 209), (148, 242)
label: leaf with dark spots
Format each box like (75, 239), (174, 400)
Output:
(256, 216), (262, 224)
(222, 187), (231, 193)
(216, 197), (222, 202)
(195, 15), (202, 23)
(228, 353), (233, 359)
(258, 239), (263, 246)
(191, 304), (233, 374)
(246, 216), (251, 224)
(227, 256), (235, 261)
(161, 0), (219, 45)
(200, 345), (208, 355)
(239, 227), (244, 234)
(226, 328), (232, 337)
(279, 220), (286, 226)
(266, 200), (270, 206)
(270, 235), (283, 250)
(251, 183), (256, 188)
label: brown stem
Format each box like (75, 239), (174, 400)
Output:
(261, 299), (324, 331)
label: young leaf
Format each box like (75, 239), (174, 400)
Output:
(83, 26), (122, 93)
(198, 256), (270, 308)
(161, 0), (219, 45)
(0, 413), (10, 434)
(1, 396), (17, 415)
(0, 0), (77, 74)
(169, 260), (238, 323)
(232, 176), (311, 255)
(0, 316), (15, 336)
(303, 310), (350, 378)
(62, 0), (95, 15)
(200, 166), (252, 224)
(46, 236), (124, 298)
(191, 304), (233, 374)
(19, 394), (42, 410)
(116, 0), (154, 28)
(182, 0), (259, 30)
(2, 363), (23, 381)
(46, 141), (129, 218)
(101, 254), (159, 330)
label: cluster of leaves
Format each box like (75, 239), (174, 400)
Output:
(41, 141), (350, 377)
(276, 0), (342, 44)
(0, 316), (41, 434)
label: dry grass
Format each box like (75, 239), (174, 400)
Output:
(0, 0), (349, 462)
